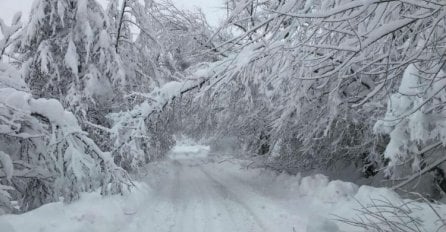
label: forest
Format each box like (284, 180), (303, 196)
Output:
(1, 0), (446, 231)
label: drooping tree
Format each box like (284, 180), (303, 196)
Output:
(172, 0), (446, 182)
(103, 0), (222, 170)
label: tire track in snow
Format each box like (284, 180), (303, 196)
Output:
(198, 166), (268, 232)
(197, 167), (251, 232)
(200, 163), (305, 232)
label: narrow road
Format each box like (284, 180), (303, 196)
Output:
(120, 158), (306, 232)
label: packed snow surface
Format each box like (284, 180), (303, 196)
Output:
(1, 144), (445, 232)
(168, 141), (210, 160)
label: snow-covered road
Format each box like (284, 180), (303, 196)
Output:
(122, 158), (305, 232)
(2, 144), (445, 232)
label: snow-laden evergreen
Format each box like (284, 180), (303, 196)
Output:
(15, 0), (126, 150)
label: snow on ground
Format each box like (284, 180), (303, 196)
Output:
(1, 143), (446, 232)
(167, 140), (210, 160)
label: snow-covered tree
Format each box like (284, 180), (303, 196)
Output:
(169, 0), (446, 179)
(0, 62), (131, 212)
(15, 0), (126, 148)
(0, 9), (130, 213)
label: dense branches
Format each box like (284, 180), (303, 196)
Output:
(0, 63), (131, 213)
(172, 0), (446, 189)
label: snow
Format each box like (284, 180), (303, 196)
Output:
(306, 215), (340, 232)
(399, 64), (422, 95)
(84, 69), (113, 98)
(361, 18), (416, 49)
(152, 81), (184, 103)
(30, 97), (80, 130)
(97, 30), (109, 49)
(0, 151), (13, 182)
(299, 174), (329, 196)
(373, 64), (446, 178)
(64, 39), (79, 76)
(0, 63), (27, 91)
(37, 42), (51, 74)
(0, 87), (80, 131)
(2, 143), (445, 232)
(0, 218), (14, 232)
(170, 0), (225, 27)
(168, 142), (210, 160)
(236, 44), (257, 68)
(317, 180), (358, 203)
(57, 1), (66, 26)
(0, 182), (151, 232)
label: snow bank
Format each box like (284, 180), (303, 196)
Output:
(317, 180), (359, 203)
(209, 158), (446, 231)
(1, 182), (151, 232)
(306, 215), (340, 232)
(299, 174), (330, 197)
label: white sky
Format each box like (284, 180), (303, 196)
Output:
(0, 0), (225, 26)
(171, 0), (226, 26)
